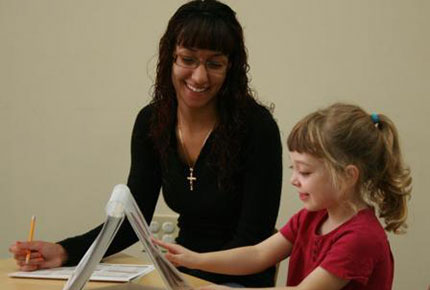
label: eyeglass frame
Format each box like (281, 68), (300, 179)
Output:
(173, 53), (229, 75)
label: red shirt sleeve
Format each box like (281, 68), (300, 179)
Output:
(280, 209), (306, 244)
(320, 224), (385, 285)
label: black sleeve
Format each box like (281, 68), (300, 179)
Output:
(222, 109), (283, 250)
(58, 106), (162, 265)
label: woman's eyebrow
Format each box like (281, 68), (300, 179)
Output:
(179, 47), (225, 57)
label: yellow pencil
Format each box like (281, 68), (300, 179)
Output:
(25, 215), (36, 264)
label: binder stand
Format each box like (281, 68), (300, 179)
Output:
(63, 184), (192, 290)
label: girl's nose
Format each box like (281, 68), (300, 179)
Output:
(290, 173), (300, 187)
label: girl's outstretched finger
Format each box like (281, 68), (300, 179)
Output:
(153, 239), (183, 254)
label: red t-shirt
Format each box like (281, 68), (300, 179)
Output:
(280, 208), (393, 289)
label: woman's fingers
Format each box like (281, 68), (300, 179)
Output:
(10, 240), (66, 271)
(17, 252), (44, 265)
(39, 257), (63, 269)
(16, 257), (44, 271)
(9, 241), (26, 254)
(11, 241), (43, 266)
(17, 257), (44, 267)
(11, 241), (42, 254)
(19, 264), (38, 271)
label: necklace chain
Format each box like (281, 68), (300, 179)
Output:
(177, 124), (213, 191)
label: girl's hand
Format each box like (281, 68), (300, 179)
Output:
(9, 240), (67, 271)
(152, 238), (200, 269)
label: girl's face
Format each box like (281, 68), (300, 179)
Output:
(289, 151), (343, 212)
(172, 46), (228, 112)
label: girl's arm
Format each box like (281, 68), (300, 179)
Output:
(154, 232), (292, 275)
(198, 267), (348, 290)
(287, 267), (348, 290)
(155, 232), (348, 290)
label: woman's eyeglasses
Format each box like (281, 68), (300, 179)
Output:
(173, 54), (228, 75)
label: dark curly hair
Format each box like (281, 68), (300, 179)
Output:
(150, 0), (259, 191)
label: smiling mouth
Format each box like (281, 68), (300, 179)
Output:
(186, 83), (208, 93)
(299, 193), (310, 201)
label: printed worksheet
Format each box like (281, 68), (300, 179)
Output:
(9, 263), (154, 282)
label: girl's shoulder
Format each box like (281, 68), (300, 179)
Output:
(281, 209), (326, 233)
(280, 209), (326, 243)
(332, 209), (389, 251)
(342, 208), (385, 234)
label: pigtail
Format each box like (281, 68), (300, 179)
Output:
(367, 115), (412, 233)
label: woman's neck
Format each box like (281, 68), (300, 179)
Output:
(177, 104), (218, 132)
(176, 104), (218, 166)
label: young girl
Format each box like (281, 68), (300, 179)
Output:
(154, 103), (412, 290)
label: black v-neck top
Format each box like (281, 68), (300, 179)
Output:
(59, 103), (283, 287)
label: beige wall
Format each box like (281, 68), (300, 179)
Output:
(1, 0), (429, 288)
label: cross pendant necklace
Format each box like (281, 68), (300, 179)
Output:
(177, 124), (213, 191)
(187, 167), (197, 191)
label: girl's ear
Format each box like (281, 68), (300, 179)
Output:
(344, 165), (359, 188)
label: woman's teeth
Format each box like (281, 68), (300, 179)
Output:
(187, 83), (207, 92)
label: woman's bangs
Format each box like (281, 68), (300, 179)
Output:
(177, 16), (234, 55)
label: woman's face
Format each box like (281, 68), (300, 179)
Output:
(172, 46), (229, 112)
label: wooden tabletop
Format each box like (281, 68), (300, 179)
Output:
(1, 253), (210, 289)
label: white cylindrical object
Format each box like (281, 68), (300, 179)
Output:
(105, 184), (131, 217)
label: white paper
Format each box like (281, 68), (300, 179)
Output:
(9, 263), (154, 282)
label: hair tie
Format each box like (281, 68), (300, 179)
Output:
(371, 112), (380, 128)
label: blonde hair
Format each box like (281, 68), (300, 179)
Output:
(287, 103), (412, 233)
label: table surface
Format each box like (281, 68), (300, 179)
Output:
(1, 252), (210, 289)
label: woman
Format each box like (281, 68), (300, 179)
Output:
(10, 0), (282, 287)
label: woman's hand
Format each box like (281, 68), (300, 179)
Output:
(152, 238), (200, 269)
(9, 240), (68, 271)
